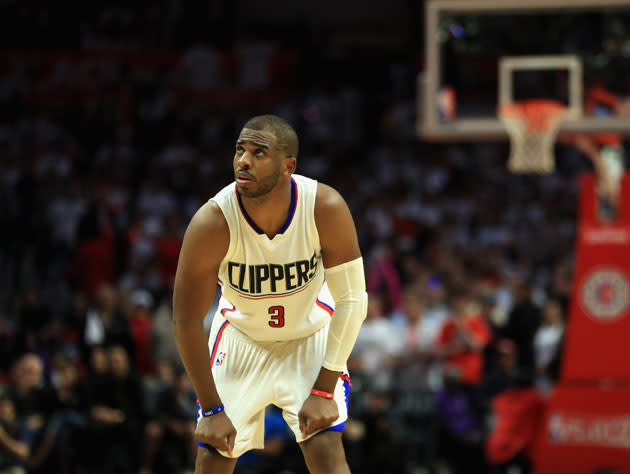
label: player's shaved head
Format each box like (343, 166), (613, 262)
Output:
(242, 115), (299, 158)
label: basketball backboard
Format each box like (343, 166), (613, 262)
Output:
(418, 0), (630, 141)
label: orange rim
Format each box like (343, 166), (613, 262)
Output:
(499, 99), (567, 132)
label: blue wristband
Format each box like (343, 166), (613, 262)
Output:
(201, 404), (225, 417)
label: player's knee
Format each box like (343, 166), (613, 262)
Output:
(301, 431), (349, 474)
(195, 445), (236, 474)
(195, 446), (211, 474)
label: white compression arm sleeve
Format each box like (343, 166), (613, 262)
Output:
(322, 257), (368, 372)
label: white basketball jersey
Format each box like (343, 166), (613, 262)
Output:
(210, 174), (334, 341)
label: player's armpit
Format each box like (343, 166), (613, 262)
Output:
(173, 201), (229, 410)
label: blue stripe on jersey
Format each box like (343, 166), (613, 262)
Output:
(235, 177), (297, 235)
(236, 188), (264, 234)
(278, 178), (297, 233)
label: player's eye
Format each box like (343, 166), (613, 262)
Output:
(236, 145), (244, 153)
(255, 149), (265, 156)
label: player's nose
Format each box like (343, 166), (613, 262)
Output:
(237, 151), (252, 168)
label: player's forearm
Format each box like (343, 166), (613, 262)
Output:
(173, 317), (222, 409)
(312, 367), (341, 393)
(322, 257), (368, 373)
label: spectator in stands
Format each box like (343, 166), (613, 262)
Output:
(0, 392), (31, 474)
(140, 366), (195, 474)
(481, 339), (520, 399)
(0, 310), (17, 376)
(366, 246), (404, 313)
(127, 289), (155, 376)
(153, 213), (183, 289)
(150, 290), (180, 368)
(433, 372), (487, 474)
(436, 287), (492, 386)
(109, 345), (144, 470)
(4, 355), (54, 440)
(27, 355), (87, 472)
(3, 355), (56, 474)
(549, 262), (573, 313)
(61, 292), (89, 360)
(85, 345), (143, 474)
(394, 289), (442, 391)
(433, 287), (491, 474)
(83, 285), (134, 360)
(485, 346), (544, 474)
(388, 289), (443, 471)
(47, 178), (87, 253)
(14, 290), (51, 357)
(136, 173), (177, 223)
(67, 198), (117, 301)
(498, 278), (541, 374)
(421, 274), (450, 339)
(350, 293), (402, 391)
(353, 389), (404, 474)
(534, 299), (565, 394)
(83, 345), (110, 403)
(139, 359), (174, 474)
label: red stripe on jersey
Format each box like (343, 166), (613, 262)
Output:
(210, 320), (230, 365)
(316, 299), (334, 317)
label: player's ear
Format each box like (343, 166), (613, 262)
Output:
(283, 156), (297, 175)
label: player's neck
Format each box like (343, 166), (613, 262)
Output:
(240, 178), (293, 238)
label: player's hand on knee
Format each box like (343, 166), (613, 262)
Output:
(298, 395), (339, 439)
(196, 412), (237, 457)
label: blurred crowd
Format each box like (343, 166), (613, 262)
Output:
(1, 4), (629, 474)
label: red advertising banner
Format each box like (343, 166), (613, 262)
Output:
(533, 174), (630, 473)
(533, 385), (630, 473)
(562, 174), (630, 382)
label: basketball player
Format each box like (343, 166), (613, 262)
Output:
(173, 115), (367, 474)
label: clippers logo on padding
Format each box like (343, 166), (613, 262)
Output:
(581, 268), (629, 321)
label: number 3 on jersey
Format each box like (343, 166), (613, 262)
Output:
(268, 305), (285, 328)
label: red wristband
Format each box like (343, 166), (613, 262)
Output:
(310, 388), (334, 399)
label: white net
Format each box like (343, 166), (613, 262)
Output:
(499, 100), (567, 174)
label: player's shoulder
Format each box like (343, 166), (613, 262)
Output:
(314, 182), (353, 232)
(314, 181), (347, 212)
(177, 198), (229, 268)
(211, 180), (237, 204)
(187, 199), (229, 239)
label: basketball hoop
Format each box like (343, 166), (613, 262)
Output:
(499, 100), (568, 174)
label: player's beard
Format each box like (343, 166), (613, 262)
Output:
(238, 169), (281, 199)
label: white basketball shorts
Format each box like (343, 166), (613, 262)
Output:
(196, 313), (351, 458)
